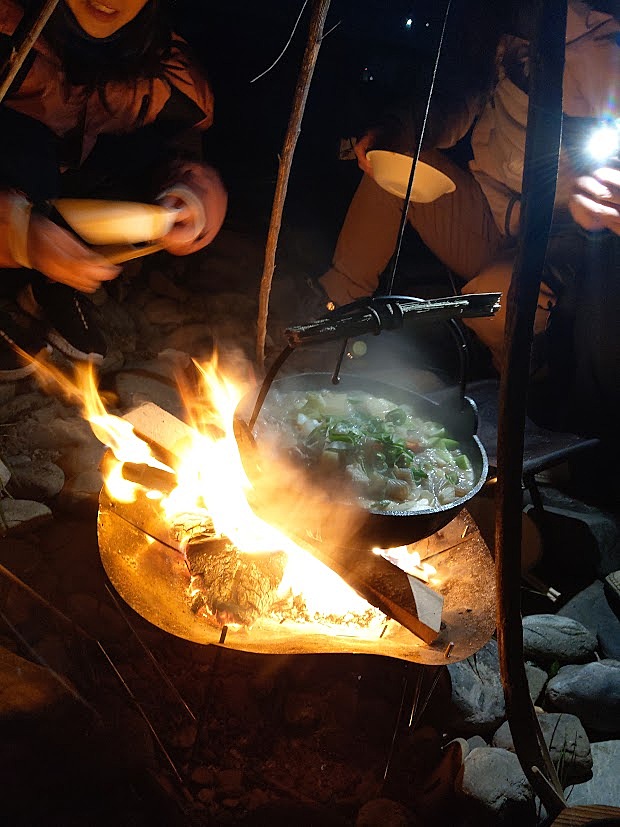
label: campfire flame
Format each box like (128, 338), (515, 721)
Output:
(48, 358), (384, 630)
(31, 355), (441, 639)
(373, 547), (437, 584)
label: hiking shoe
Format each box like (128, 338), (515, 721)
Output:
(18, 282), (107, 363)
(0, 308), (52, 381)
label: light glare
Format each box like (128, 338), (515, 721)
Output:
(586, 123), (619, 162)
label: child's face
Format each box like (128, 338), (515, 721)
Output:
(64, 0), (151, 38)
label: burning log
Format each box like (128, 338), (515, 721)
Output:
(120, 402), (445, 644)
(186, 532), (287, 627)
(298, 536), (444, 644)
(121, 462), (177, 494)
(122, 402), (202, 468)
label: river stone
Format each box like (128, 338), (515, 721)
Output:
(447, 640), (548, 734)
(447, 640), (505, 734)
(356, 798), (413, 827)
(491, 712), (592, 785)
(0, 647), (72, 718)
(0, 392), (51, 425)
(559, 580), (620, 659)
(566, 740), (620, 807)
(467, 735), (488, 751)
(161, 322), (215, 358)
(0, 383), (16, 406)
(522, 614), (597, 664)
(114, 369), (184, 416)
(0, 457), (10, 488)
(8, 458), (65, 500)
(57, 470), (103, 511)
(142, 296), (192, 326)
(149, 269), (192, 302)
(526, 662), (548, 703)
(456, 747), (534, 825)
(545, 660), (620, 735)
(0, 499), (52, 534)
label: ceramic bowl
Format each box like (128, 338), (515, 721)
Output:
(367, 150), (456, 203)
(53, 199), (177, 245)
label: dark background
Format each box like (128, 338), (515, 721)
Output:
(169, 0), (453, 284)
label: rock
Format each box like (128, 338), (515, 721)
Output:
(0, 383), (16, 406)
(467, 735), (488, 751)
(0, 457), (10, 488)
(114, 368), (184, 416)
(7, 458), (65, 500)
(522, 614), (597, 664)
(55, 431), (106, 479)
(566, 740), (620, 807)
(447, 639), (545, 735)
(545, 660), (620, 735)
(26, 417), (105, 478)
(157, 348), (192, 371)
(0, 647), (73, 718)
(456, 747), (535, 825)
(215, 768), (244, 796)
(0, 498), (52, 533)
(356, 798), (413, 827)
(191, 765), (216, 786)
(57, 470), (103, 511)
(492, 712), (592, 785)
(0, 392), (51, 425)
(148, 269), (192, 301)
(99, 348), (126, 374)
(525, 661), (548, 703)
(559, 580), (620, 659)
(447, 640), (505, 734)
(161, 322), (214, 358)
(97, 296), (139, 351)
(143, 296), (195, 326)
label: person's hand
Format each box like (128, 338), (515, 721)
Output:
(158, 168), (227, 256)
(28, 214), (121, 292)
(354, 130), (379, 177)
(569, 167), (620, 235)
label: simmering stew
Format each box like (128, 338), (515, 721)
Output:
(255, 388), (476, 512)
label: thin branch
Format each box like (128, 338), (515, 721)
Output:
(250, 0), (310, 83)
(255, 0), (332, 371)
(0, 0), (60, 104)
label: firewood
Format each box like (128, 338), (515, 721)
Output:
(119, 402), (444, 644)
(186, 535), (287, 626)
(301, 539), (444, 644)
(123, 402), (196, 467)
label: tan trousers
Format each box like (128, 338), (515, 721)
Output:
(319, 150), (555, 367)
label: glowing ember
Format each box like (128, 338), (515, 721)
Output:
(373, 546), (437, 584)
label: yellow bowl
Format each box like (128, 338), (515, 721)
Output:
(53, 199), (177, 245)
(367, 150), (456, 203)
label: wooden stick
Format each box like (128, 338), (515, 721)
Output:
(495, 0), (567, 816)
(0, 0), (60, 104)
(255, 0), (332, 372)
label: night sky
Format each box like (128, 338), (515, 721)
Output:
(170, 1), (452, 182)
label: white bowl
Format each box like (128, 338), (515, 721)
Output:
(367, 150), (456, 203)
(53, 199), (177, 245)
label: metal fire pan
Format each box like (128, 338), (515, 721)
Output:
(98, 487), (496, 666)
